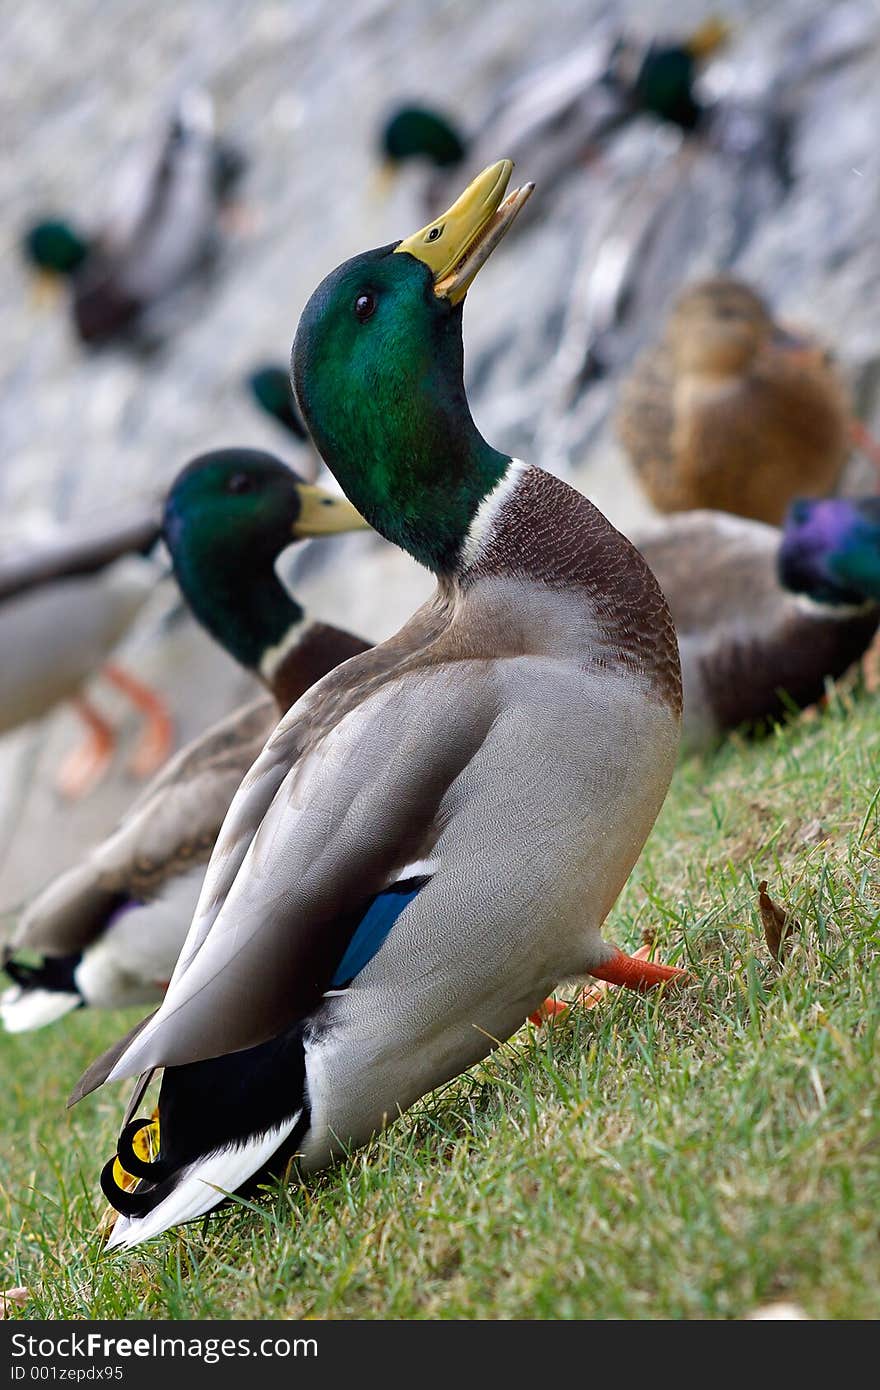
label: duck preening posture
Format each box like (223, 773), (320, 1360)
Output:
(1, 451), (369, 1033)
(634, 502), (880, 751)
(616, 276), (852, 525)
(74, 162), (685, 1249)
(22, 90), (245, 347)
(0, 506), (171, 800)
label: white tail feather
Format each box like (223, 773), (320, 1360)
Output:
(0, 986), (80, 1033)
(105, 1112), (302, 1251)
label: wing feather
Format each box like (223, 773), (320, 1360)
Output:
(81, 666), (496, 1089)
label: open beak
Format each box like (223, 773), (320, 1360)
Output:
(394, 160), (534, 303)
(292, 484), (369, 538)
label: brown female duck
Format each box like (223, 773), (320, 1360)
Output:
(617, 276), (851, 524)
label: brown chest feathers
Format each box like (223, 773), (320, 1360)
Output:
(464, 466), (682, 714)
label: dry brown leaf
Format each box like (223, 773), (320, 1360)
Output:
(1, 1287), (28, 1318)
(97, 1203), (120, 1238)
(758, 880), (799, 961)
(798, 818), (826, 845)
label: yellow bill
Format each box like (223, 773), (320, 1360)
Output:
(395, 160), (534, 303)
(686, 17), (730, 58)
(293, 483), (370, 537)
(369, 160), (398, 202)
(31, 269), (64, 309)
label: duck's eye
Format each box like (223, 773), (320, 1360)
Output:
(426, 225), (443, 242)
(354, 292), (376, 323)
(227, 472), (254, 495)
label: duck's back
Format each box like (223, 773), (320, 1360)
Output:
(636, 510), (879, 745)
(297, 466), (682, 1163)
(618, 336), (849, 523)
(672, 350), (849, 523)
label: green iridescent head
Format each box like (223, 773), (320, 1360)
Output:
(22, 219), (91, 275)
(608, 19), (728, 133)
(292, 163), (532, 574)
(247, 365), (308, 441)
(779, 498), (880, 607)
(381, 105), (467, 170)
(633, 45), (702, 129)
(163, 448), (366, 669)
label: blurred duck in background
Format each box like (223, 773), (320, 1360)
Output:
(0, 506), (171, 799)
(246, 364), (315, 464)
(377, 20), (729, 213)
(616, 277), (853, 525)
(634, 500), (880, 751)
(600, 20), (731, 136)
(21, 89), (246, 348)
(527, 6), (875, 459)
(1, 450), (369, 1032)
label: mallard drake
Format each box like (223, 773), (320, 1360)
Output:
(72, 162), (684, 1249)
(22, 89), (245, 346)
(378, 22), (728, 211)
(633, 504), (880, 750)
(0, 507), (173, 799)
(616, 277), (851, 524)
(1, 451), (368, 1033)
(601, 19), (730, 136)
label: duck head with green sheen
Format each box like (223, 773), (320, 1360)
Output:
(162, 448), (367, 672)
(380, 105), (467, 170)
(247, 365), (308, 441)
(22, 219), (91, 275)
(292, 161), (533, 574)
(779, 497), (880, 607)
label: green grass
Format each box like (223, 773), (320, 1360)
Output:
(2, 678), (879, 1319)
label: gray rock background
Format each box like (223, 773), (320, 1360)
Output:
(1, 0), (878, 914)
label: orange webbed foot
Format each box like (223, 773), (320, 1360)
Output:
(586, 943), (689, 994)
(530, 944), (688, 1027)
(102, 664), (174, 778)
(56, 698), (116, 800)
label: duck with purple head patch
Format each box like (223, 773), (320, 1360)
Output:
(633, 501), (880, 751)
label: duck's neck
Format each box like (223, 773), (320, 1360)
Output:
(459, 462), (683, 712)
(299, 300), (511, 575)
(174, 549), (306, 682)
(262, 622), (372, 709)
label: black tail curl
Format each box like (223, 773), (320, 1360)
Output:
(100, 1154), (180, 1219)
(100, 1020), (310, 1220)
(3, 950), (83, 998)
